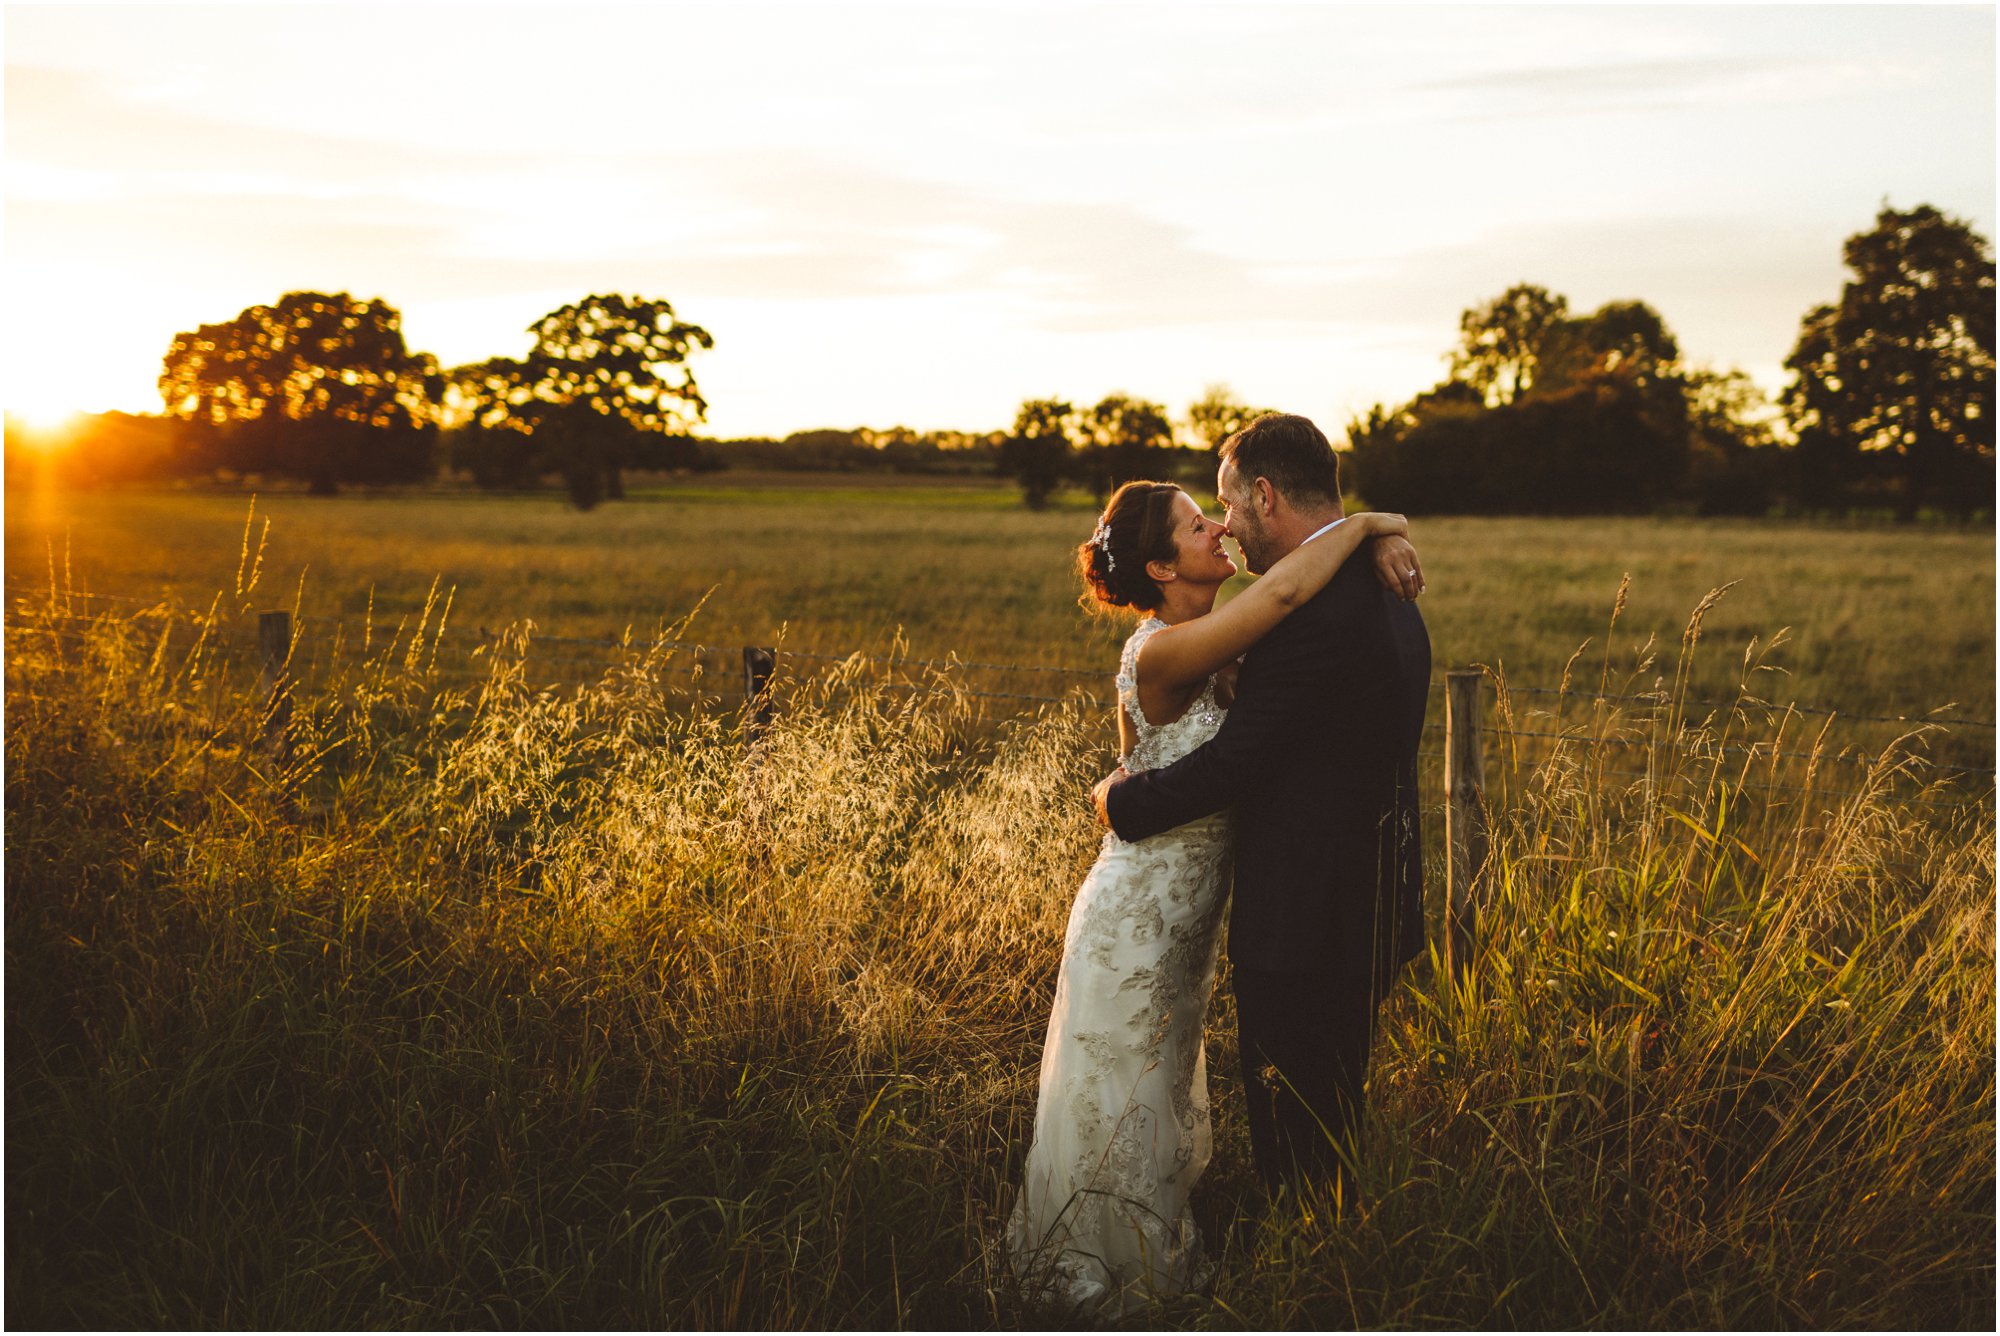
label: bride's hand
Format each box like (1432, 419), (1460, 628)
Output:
(1091, 767), (1124, 828)
(1370, 532), (1425, 601)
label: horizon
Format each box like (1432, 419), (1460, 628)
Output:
(6, 3), (1994, 440)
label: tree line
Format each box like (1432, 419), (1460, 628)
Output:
(996, 203), (1992, 521)
(17, 288), (1026, 506)
(8, 201), (1990, 520)
(147, 291), (715, 510)
(1336, 203), (1993, 520)
(995, 387), (1269, 508)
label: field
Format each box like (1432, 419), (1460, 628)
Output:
(5, 479), (1995, 1327)
(7, 480), (1996, 717)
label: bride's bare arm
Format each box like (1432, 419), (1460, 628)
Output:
(1137, 512), (1409, 693)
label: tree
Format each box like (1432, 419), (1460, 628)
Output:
(1782, 203), (1996, 519)
(1349, 378), (1684, 515)
(1450, 283), (1570, 406)
(1355, 287), (1798, 514)
(1078, 394), (1175, 502)
(780, 427), (873, 471)
(453, 294), (713, 509)
(1452, 289), (1682, 407)
(1685, 366), (1773, 450)
(160, 292), (440, 492)
(999, 398), (1075, 509)
(1670, 366), (1782, 514)
(1542, 299), (1681, 393)
(1185, 383), (1275, 450)
(448, 358), (539, 490)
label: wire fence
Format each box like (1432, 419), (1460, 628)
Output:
(9, 588), (1994, 811)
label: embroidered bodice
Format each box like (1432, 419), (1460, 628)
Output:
(1114, 617), (1226, 775)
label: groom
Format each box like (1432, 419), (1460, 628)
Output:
(1092, 413), (1430, 1202)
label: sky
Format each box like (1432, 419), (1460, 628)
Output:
(4, 2), (1994, 440)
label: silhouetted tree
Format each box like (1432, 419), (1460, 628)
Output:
(1353, 288), (1747, 516)
(160, 292), (439, 492)
(864, 426), (1002, 474)
(453, 294), (712, 509)
(1680, 366), (1781, 514)
(627, 432), (724, 474)
(1345, 380), (1482, 497)
(1542, 299), (1681, 393)
(1350, 377), (1683, 514)
(1353, 285), (1779, 513)
(1782, 203), (1995, 519)
(1078, 394), (1175, 502)
(700, 429), (994, 474)
(1450, 283), (1570, 406)
(1185, 383), (1275, 450)
(999, 398), (1075, 509)
(448, 359), (543, 490)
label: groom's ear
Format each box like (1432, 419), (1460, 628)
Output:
(1254, 476), (1279, 518)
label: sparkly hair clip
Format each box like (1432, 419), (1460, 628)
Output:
(1091, 522), (1116, 573)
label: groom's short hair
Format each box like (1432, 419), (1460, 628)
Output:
(1219, 414), (1341, 505)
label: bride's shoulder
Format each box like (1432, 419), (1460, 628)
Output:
(1119, 615), (1168, 658)
(1115, 615), (1166, 680)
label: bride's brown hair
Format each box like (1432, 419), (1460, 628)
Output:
(1077, 481), (1185, 613)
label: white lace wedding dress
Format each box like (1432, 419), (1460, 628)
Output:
(1006, 617), (1232, 1317)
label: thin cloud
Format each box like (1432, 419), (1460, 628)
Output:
(1421, 56), (1792, 98)
(6, 64), (476, 185)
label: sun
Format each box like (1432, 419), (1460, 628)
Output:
(4, 392), (85, 443)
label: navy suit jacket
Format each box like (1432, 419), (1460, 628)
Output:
(1104, 559), (1430, 982)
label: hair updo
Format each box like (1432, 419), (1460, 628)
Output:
(1077, 480), (1185, 613)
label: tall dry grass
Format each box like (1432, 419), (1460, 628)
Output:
(5, 558), (1992, 1326)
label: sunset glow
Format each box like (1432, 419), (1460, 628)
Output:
(6, 403), (82, 439)
(5, 4), (1994, 439)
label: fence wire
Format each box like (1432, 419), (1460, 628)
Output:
(23, 588), (1991, 724)
(8, 593), (1992, 808)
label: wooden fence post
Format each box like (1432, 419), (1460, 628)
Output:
(742, 646), (776, 747)
(1445, 670), (1489, 980)
(259, 609), (294, 762)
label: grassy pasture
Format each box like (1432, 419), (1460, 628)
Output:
(5, 479), (1996, 1327)
(6, 481), (1995, 725)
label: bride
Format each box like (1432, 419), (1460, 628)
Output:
(1006, 478), (1414, 1315)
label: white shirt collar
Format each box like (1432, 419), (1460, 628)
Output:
(1303, 516), (1349, 545)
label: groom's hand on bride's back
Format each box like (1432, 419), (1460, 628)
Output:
(1091, 768), (1125, 828)
(1369, 534), (1425, 602)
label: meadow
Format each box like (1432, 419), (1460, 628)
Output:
(7, 479), (1996, 723)
(5, 479), (1995, 1327)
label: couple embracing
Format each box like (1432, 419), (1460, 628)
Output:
(1005, 413), (1431, 1316)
